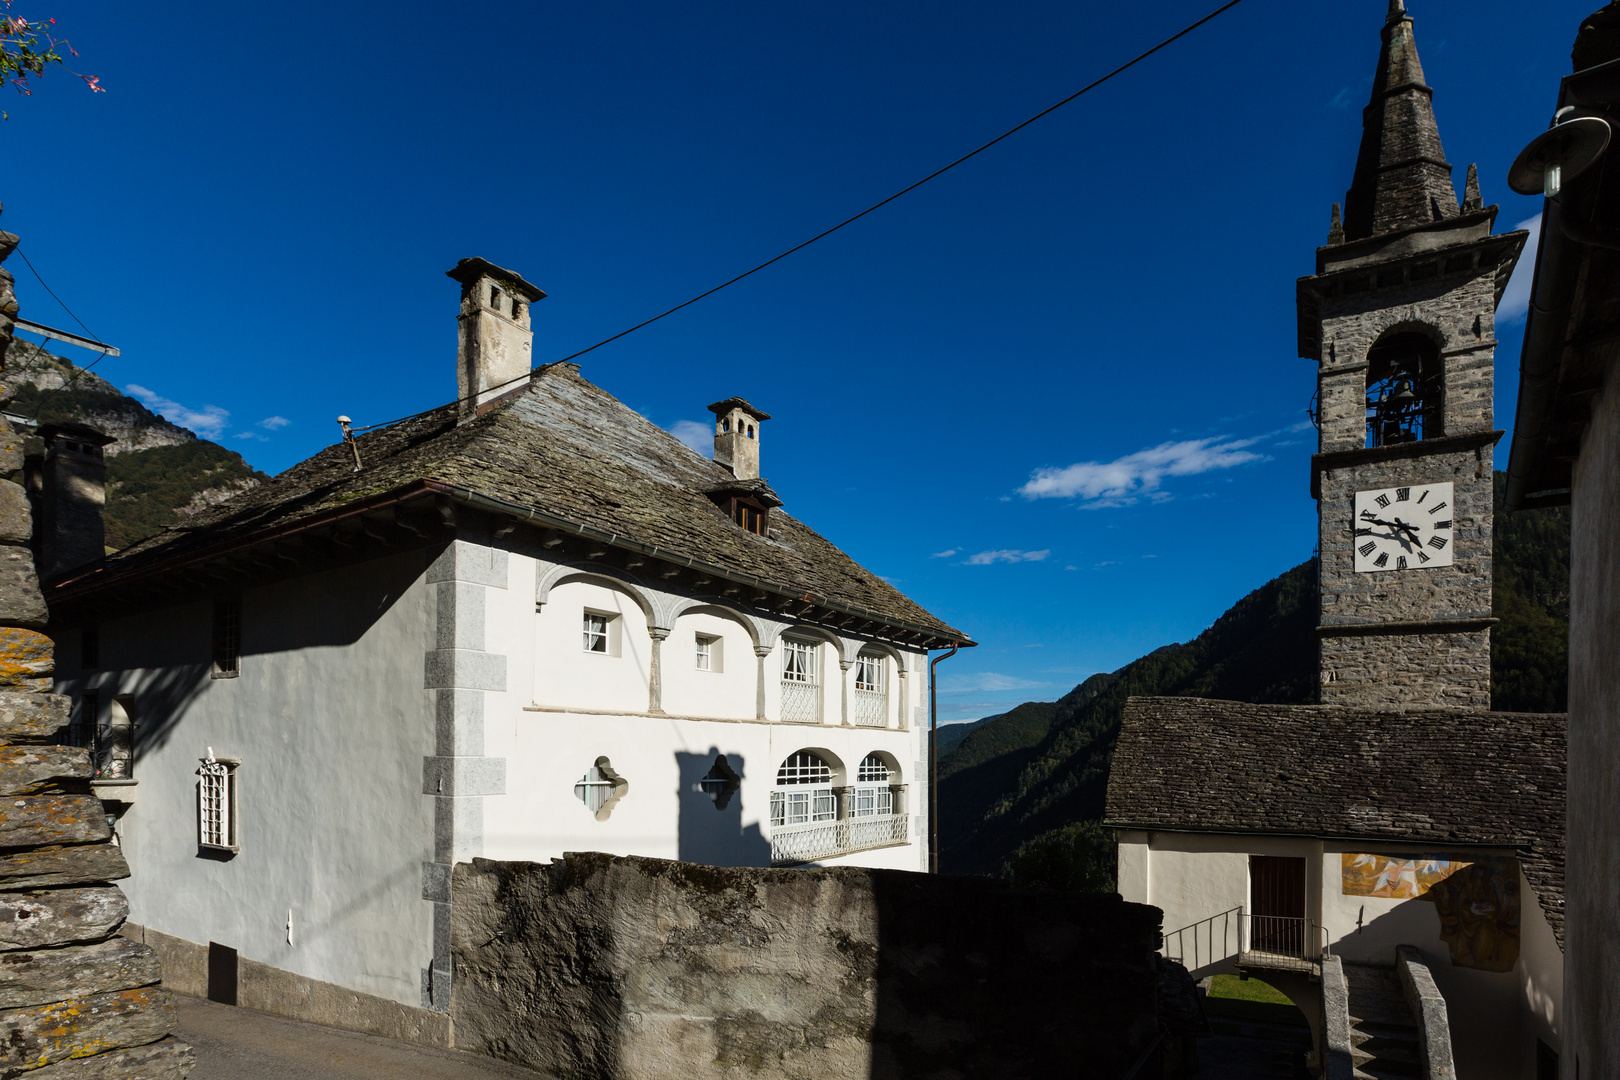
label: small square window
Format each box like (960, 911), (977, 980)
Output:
(695, 633), (723, 672)
(211, 598), (240, 679)
(583, 612), (609, 653)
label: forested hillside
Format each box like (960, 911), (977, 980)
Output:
(940, 474), (1572, 884)
(3, 342), (267, 549)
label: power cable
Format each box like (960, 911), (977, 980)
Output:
(357, 0), (1246, 433)
(10, 244), (116, 420)
(354, 0), (1247, 434)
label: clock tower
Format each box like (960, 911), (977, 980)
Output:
(1297, 0), (1526, 708)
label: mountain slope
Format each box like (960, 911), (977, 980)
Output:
(940, 472), (1573, 881)
(2, 343), (268, 550)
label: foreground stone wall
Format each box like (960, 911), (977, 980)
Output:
(0, 208), (192, 1076)
(452, 853), (1163, 1080)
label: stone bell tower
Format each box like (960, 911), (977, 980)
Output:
(1297, 0), (1526, 708)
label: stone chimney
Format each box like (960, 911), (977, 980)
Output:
(707, 398), (770, 480)
(37, 421), (113, 581)
(446, 257), (547, 421)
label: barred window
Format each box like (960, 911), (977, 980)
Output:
(72, 690), (99, 762)
(211, 598), (240, 679)
(197, 751), (240, 853)
(857, 754), (889, 783)
(777, 751), (832, 785)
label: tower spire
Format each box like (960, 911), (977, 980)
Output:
(1342, 2), (1459, 240)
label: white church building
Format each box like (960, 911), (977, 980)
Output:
(41, 257), (970, 1040)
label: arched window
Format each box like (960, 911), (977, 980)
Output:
(770, 751), (836, 827)
(852, 754), (894, 817)
(1365, 332), (1442, 448)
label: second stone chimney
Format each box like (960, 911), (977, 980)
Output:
(707, 398), (770, 480)
(446, 258), (547, 421)
(37, 422), (113, 581)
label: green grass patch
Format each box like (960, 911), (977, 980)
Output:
(1207, 974), (1295, 1005)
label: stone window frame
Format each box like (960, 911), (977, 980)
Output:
(197, 752), (241, 855)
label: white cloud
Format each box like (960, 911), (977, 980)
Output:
(930, 548), (959, 559)
(666, 419), (712, 456)
(257, 416), (291, 430)
(937, 672), (1050, 693)
(1018, 436), (1265, 506)
(233, 432), (268, 442)
(1498, 213), (1542, 324)
(126, 384), (230, 439)
(965, 549), (1050, 565)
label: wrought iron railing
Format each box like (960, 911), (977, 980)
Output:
(1161, 908), (1330, 972)
(853, 689), (887, 727)
(770, 813), (909, 865)
(1163, 906), (1243, 971)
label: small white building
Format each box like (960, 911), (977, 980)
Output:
(1108, 697), (1565, 1080)
(42, 257), (970, 1039)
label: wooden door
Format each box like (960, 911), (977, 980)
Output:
(1249, 855), (1306, 956)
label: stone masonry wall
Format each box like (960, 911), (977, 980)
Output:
(1311, 251), (1501, 708)
(451, 853), (1163, 1080)
(1315, 270), (1499, 454)
(0, 209), (193, 1076)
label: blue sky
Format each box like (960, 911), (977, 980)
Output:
(0, 0), (1590, 721)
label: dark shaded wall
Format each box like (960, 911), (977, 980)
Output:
(451, 853), (1163, 1079)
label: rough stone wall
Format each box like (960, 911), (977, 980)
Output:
(0, 211), (193, 1076)
(1319, 630), (1490, 708)
(451, 853), (1163, 1080)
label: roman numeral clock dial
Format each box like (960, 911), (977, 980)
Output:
(1353, 482), (1454, 572)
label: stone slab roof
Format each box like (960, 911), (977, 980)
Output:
(87, 363), (966, 642)
(1106, 696), (1566, 945)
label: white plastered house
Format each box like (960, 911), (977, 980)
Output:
(42, 257), (971, 1040)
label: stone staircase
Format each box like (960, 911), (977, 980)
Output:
(1343, 963), (1422, 1079)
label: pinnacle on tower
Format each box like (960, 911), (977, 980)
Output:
(1342, 1), (1460, 240)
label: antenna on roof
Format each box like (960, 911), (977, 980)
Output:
(337, 416), (362, 472)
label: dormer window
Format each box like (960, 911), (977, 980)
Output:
(734, 500), (767, 535)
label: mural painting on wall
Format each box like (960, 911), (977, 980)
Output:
(1341, 854), (1520, 973)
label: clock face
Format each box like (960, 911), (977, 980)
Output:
(1352, 482), (1455, 572)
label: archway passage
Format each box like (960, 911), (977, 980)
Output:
(1365, 331), (1443, 448)
(1199, 974), (1313, 1079)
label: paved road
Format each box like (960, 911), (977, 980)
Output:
(176, 994), (549, 1080)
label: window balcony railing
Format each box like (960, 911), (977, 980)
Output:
(780, 680), (820, 724)
(770, 813), (909, 866)
(853, 688), (888, 727)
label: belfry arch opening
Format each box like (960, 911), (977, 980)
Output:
(1365, 332), (1442, 448)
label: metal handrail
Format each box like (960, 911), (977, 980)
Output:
(1162, 908), (1333, 971)
(1162, 906), (1243, 971)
